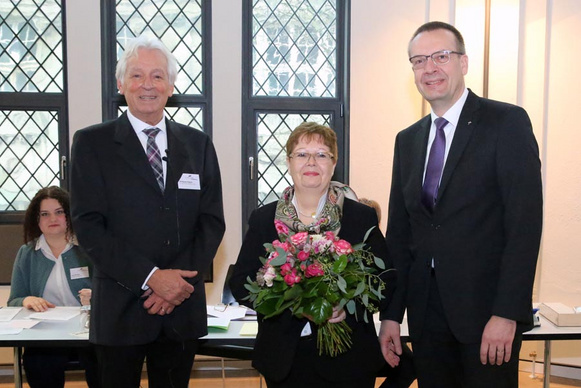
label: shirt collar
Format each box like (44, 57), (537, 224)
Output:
(127, 109), (167, 135)
(430, 88), (469, 127)
(35, 234), (74, 258)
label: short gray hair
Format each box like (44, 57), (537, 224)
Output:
(115, 35), (178, 86)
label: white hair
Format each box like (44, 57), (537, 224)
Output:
(115, 35), (178, 86)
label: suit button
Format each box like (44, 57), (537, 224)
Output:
(165, 240), (171, 246)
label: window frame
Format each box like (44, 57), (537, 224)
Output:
(0, 2), (70, 224)
(100, 0), (213, 135)
(241, 0), (351, 227)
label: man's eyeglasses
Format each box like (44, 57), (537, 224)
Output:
(288, 151), (335, 163)
(409, 50), (464, 70)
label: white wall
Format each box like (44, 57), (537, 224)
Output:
(350, 0), (581, 370)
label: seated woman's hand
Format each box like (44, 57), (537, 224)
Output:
(23, 296), (55, 312)
(78, 288), (92, 306)
(328, 305), (346, 324)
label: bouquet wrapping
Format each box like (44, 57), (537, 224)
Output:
(244, 220), (388, 357)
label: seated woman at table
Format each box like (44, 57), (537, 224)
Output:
(7, 186), (99, 388)
(230, 122), (401, 388)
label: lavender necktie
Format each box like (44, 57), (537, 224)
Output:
(421, 117), (448, 211)
(143, 127), (164, 192)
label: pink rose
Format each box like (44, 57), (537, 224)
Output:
(305, 262), (325, 278)
(290, 232), (309, 246)
(297, 250), (310, 262)
(325, 231), (337, 241)
(333, 239), (353, 255)
(280, 262), (292, 276)
(283, 269), (301, 286)
(275, 220), (289, 236)
(272, 240), (291, 252)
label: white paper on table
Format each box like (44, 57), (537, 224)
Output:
(207, 305), (248, 320)
(29, 308), (80, 321)
(207, 317), (231, 330)
(0, 307), (22, 322)
(8, 320), (40, 329)
(0, 322), (23, 335)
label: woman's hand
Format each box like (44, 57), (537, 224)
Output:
(22, 297), (55, 312)
(78, 288), (92, 306)
(328, 305), (346, 323)
(301, 306), (346, 323)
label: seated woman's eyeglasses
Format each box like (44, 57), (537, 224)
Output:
(289, 151), (334, 162)
(409, 50), (464, 70)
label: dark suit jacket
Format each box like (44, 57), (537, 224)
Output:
(70, 112), (225, 346)
(230, 198), (397, 383)
(383, 90), (543, 344)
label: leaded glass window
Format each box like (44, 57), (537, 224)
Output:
(0, 1), (63, 93)
(252, 0), (337, 97)
(0, 110), (60, 210)
(116, 0), (204, 95)
(104, 0), (211, 133)
(242, 0), (348, 223)
(0, 1), (66, 215)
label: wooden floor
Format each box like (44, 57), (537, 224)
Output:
(0, 362), (581, 388)
(0, 367), (579, 387)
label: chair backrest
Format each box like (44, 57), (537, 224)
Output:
(221, 264), (238, 306)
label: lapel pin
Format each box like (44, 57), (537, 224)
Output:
(467, 121), (472, 125)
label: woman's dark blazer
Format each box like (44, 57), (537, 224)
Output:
(230, 198), (396, 383)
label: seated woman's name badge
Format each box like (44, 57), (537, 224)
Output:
(178, 173), (201, 190)
(70, 266), (90, 279)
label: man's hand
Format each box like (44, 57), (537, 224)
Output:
(379, 319), (402, 367)
(142, 290), (176, 315)
(23, 296), (55, 312)
(146, 269), (197, 305)
(480, 315), (516, 365)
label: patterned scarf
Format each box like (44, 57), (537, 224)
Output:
(275, 181), (358, 235)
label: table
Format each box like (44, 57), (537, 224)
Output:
(0, 308), (256, 388)
(521, 315), (581, 388)
(1, 308), (580, 388)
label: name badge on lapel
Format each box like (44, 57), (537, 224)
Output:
(70, 266), (90, 279)
(178, 173), (201, 190)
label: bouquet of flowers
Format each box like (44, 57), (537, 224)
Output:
(244, 220), (388, 357)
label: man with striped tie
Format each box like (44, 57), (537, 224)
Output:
(71, 35), (225, 388)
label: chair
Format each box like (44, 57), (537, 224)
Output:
(220, 264), (238, 306)
(198, 264), (261, 387)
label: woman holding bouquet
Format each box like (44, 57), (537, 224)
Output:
(230, 122), (400, 388)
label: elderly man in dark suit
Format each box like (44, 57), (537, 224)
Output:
(378, 21), (543, 388)
(70, 35), (225, 388)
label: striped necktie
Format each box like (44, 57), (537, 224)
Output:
(142, 127), (164, 191)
